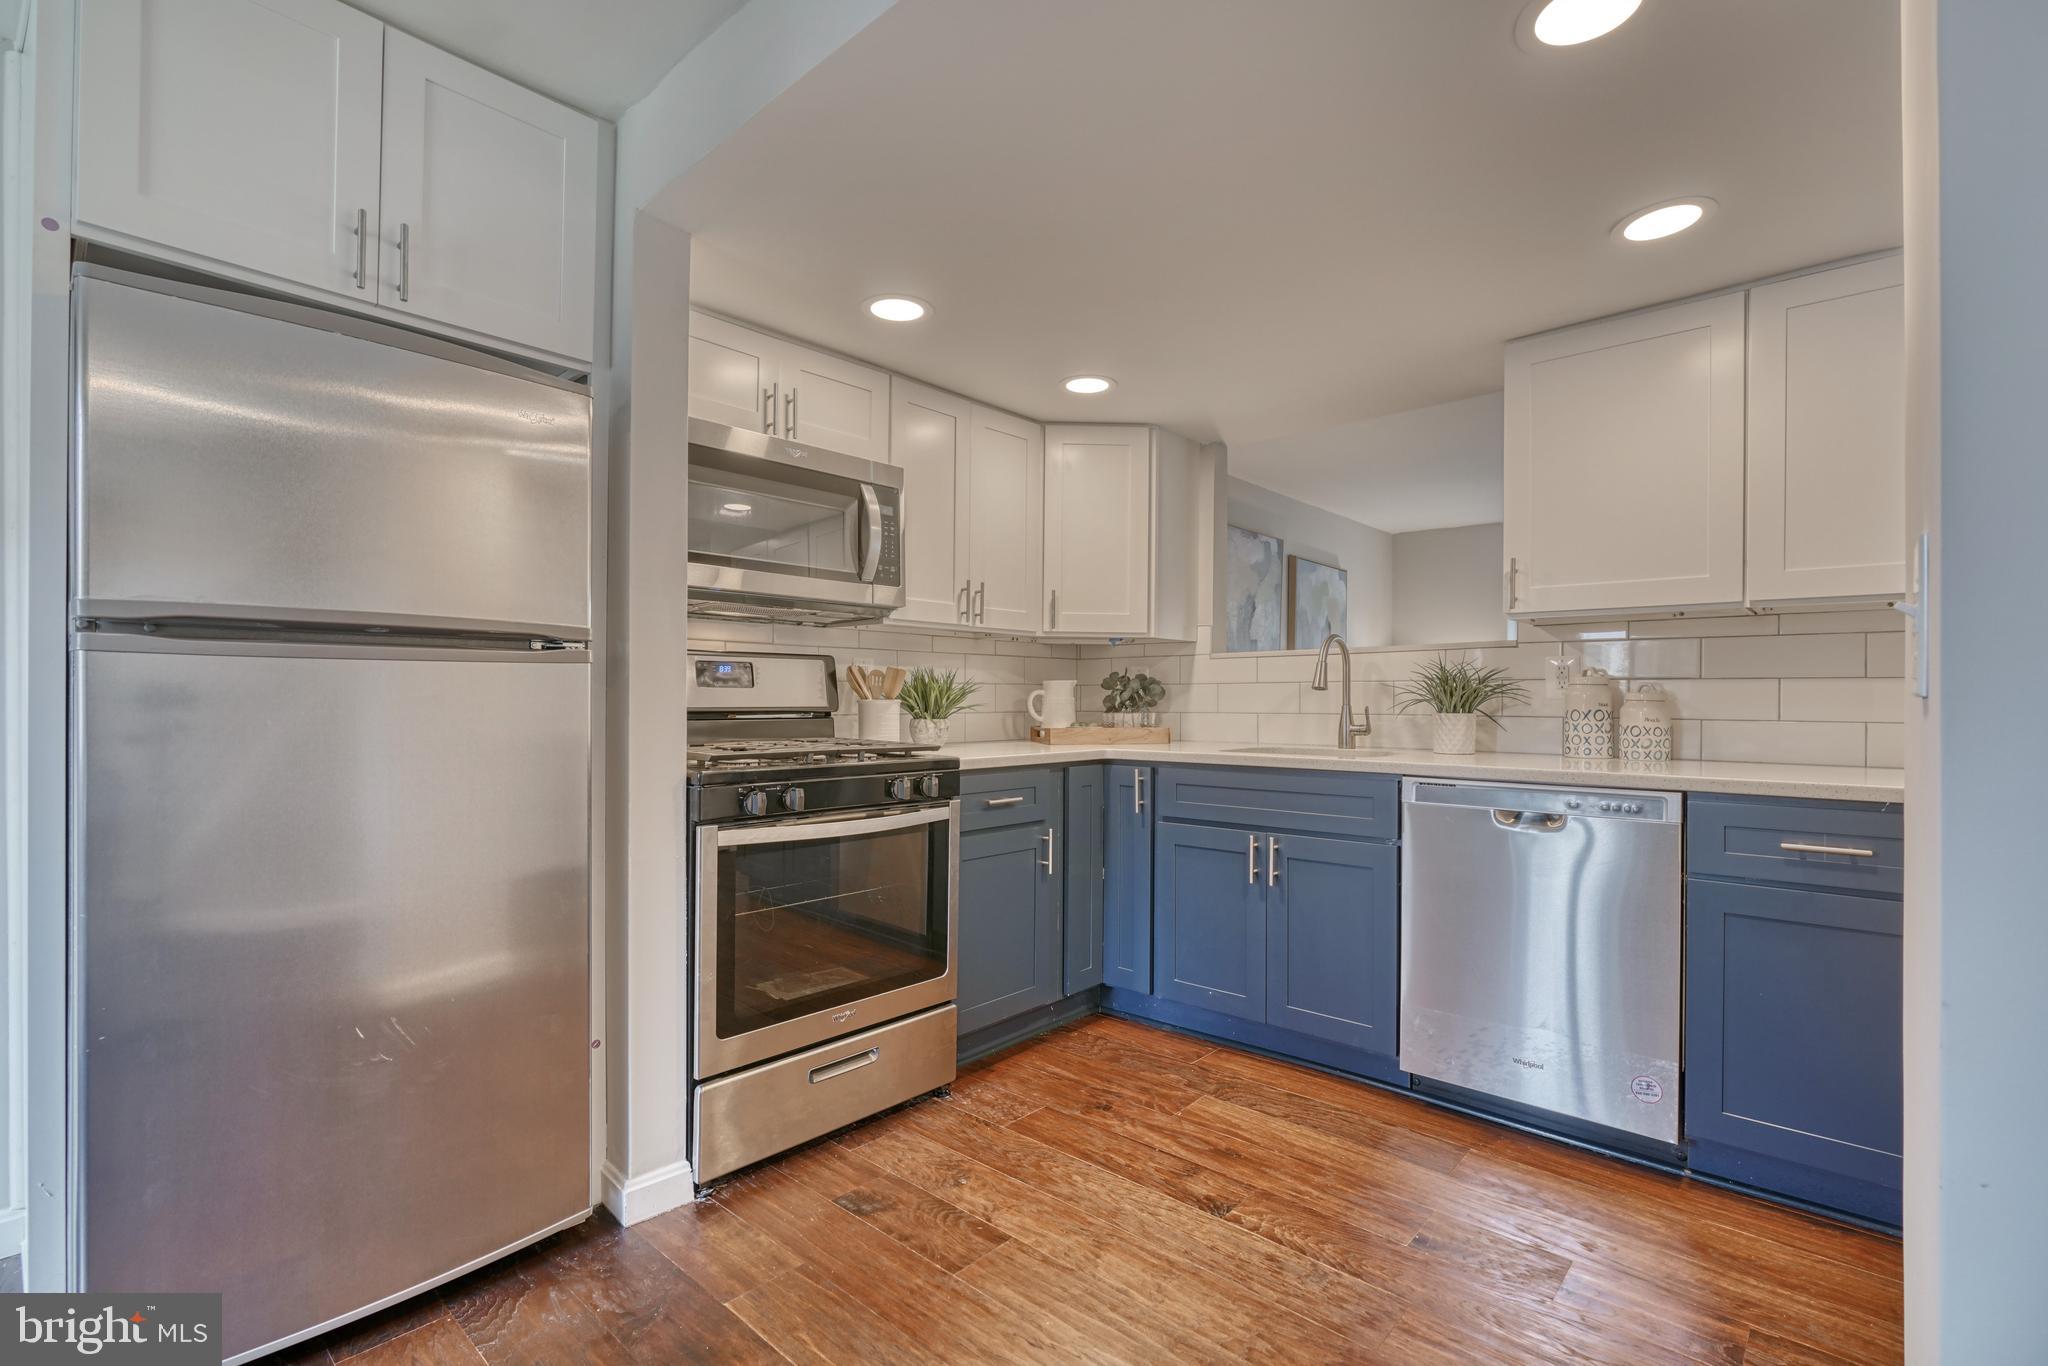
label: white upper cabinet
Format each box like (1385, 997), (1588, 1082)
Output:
(888, 380), (969, 626)
(75, 0), (386, 299)
(378, 30), (599, 363)
(686, 311), (890, 461)
(1043, 425), (1156, 637)
(1745, 255), (1906, 604)
(964, 405), (1044, 633)
(1503, 293), (1748, 616)
(75, 0), (600, 363)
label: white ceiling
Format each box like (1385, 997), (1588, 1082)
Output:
(347, 0), (745, 117)
(670, 0), (1902, 478)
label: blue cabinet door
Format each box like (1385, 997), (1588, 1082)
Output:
(1266, 832), (1398, 1056)
(956, 820), (1061, 1035)
(1104, 763), (1154, 994)
(1063, 765), (1106, 994)
(1153, 820), (1266, 1022)
(1686, 876), (1902, 1218)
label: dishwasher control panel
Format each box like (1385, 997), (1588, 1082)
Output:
(1407, 780), (1677, 823)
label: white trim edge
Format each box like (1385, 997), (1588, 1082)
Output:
(600, 1158), (697, 1225)
(0, 1205), (24, 1262)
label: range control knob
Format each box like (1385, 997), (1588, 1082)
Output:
(917, 773), (942, 800)
(780, 786), (807, 813)
(1565, 798), (1582, 810)
(887, 776), (915, 801)
(739, 789), (768, 818)
(1624, 802), (1643, 814)
(1598, 801), (1616, 812)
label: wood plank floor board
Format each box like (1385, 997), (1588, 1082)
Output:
(277, 1020), (1901, 1365)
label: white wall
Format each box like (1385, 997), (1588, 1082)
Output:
(1905, 0), (2048, 1358)
(1224, 476), (1393, 647)
(1390, 523), (1507, 646)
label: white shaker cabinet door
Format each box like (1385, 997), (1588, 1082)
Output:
(1043, 425), (1151, 637)
(888, 380), (970, 627)
(75, 0), (385, 299)
(782, 342), (891, 462)
(1503, 293), (1748, 616)
(688, 311), (780, 433)
(378, 30), (599, 363)
(1745, 256), (1906, 604)
(965, 406), (1045, 633)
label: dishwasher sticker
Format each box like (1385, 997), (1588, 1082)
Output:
(1630, 1076), (1665, 1104)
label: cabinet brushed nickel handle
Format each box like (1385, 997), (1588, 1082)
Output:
(763, 385), (777, 434)
(786, 386), (798, 437)
(983, 795), (1025, 808)
(1267, 835), (1280, 887)
(1040, 826), (1055, 874)
(397, 221), (411, 302)
(957, 580), (971, 621)
(973, 581), (986, 624)
(1134, 769), (1146, 814)
(1247, 833), (1258, 884)
(1505, 556), (1519, 610)
(1780, 841), (1876, 858)
(808, 1047), (879, 1085)
(1049, 588), (1058, 629)
(351, 208), (368, 289)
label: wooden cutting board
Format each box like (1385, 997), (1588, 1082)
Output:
(1030, 724), (1172, 746)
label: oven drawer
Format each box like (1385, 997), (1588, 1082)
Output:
(692, 1004), (956, 1184)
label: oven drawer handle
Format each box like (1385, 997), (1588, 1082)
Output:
(983, 795), (1026, 808)
(1779, 841), (1877, 859)
(713, 803), (953, 846)
(808, 1047), (880, 1085)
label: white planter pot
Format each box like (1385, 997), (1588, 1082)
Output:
(1433, 712), (1478, 755)
(908, 717), (949, 746)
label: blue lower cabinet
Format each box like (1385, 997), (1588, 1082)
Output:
(1266, 832), (1398, 1054)
(1685, 874), (1903, 1223)
(1154, 820), (1267, 1023)
(956, 818), (1062, 1035)
(1062, 765), (1106, 994)
(1103, 764), (1154, 993)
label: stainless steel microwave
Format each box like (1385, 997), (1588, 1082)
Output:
(687, 418), (905, 625)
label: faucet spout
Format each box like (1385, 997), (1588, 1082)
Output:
(1311, 633), (1374, 749)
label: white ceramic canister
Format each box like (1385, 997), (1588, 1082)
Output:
(1617, 683), (1675, 763)
(857, 698), (903, 743)
(1028, 679), (1078, 729)
(1562, 667), (1617, 759)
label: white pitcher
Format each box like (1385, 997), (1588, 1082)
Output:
(1028, 679), (1078, 729)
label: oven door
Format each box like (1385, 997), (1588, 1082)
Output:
(687, 420), (903, 612)
(694, 802), (958, 1079)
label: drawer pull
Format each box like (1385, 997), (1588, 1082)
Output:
(983, 795), (1026, 808)
(808, 1048), (879, 1084)
(1780, 841), (1876, 859)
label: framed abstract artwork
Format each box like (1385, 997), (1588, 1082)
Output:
(1287, 554), (1347, 649)
(1225, 526), (1286, 652)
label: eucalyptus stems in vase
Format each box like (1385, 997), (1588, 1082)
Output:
(1100, 670), (1166, 728)
(1394, 655), (1530, 755)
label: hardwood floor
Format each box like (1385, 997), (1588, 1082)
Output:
(277, 1016), (1903, 1364)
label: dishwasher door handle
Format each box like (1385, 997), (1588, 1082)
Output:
(1493, 809), (1568, 832)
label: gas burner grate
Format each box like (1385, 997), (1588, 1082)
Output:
(687, 737), (940, 770)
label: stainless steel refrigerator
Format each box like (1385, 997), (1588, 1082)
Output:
(68, 266), (593, 1363)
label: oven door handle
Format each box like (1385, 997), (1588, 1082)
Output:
(711, 802), (953, 848)
(859, 482), (883, 583)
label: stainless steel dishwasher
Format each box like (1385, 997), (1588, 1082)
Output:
(1400, 778), (1683, 1147)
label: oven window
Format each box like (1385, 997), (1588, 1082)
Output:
(689, 449), (862, 579)
(715, 819), (948, 1038)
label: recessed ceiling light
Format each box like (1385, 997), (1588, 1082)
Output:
(720, 501), (753, 516)
(1614, 197), (1715, 243)
(1063, 375), (1114, 395)
(1526, 0), (1641, 46)
(865, 295), (929, 322)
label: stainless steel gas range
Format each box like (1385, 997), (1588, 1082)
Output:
(686, 651), (960, 1184)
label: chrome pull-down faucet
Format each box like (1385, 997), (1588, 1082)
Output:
(1310, 632), (1374, 749)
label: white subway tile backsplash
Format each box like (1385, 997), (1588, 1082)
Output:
(856, 628), (933, 652)
(1780, 678), (1906, 724)
(1255, 654), (1320, 683)
(1174, 713), (1260, 743)
(1577, 638), (1702, 680)
(1516, 620), (1631, 642)
(690, 620), (775, 645)
(1644, 678), (1780, 721)
(1258, 713), (1340, 744)
(1215, 682), (1301, 713)
(1164, 684), (1219, 713)
(1625, 614), (1779, 638)
(1866, 632), (1905, 679)
(1491, 715), (1564, 754)
(1701, 720), (1868, 766)
(1703, 633), (1867, 679)
(1189, 654), (1261, 684)
(1776, 609), (1905, 634)
(1866, 723), (1904, 768)
(773, 624), (860, 648)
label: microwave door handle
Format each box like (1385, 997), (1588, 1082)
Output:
(859, 484), (883, 583)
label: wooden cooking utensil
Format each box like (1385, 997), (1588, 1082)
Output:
(882, 666), (908, 699)
(846, 665), (871, 701)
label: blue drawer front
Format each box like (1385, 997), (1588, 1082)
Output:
(1688, 795), (1903, 896)
(959, 766), (1061, 832)
(1154, 765), (1400, 841)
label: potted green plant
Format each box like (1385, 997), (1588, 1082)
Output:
(1100, 670), (1166, 727)
(898, 667), (979, 745)
(1395, 655), (1529, 755)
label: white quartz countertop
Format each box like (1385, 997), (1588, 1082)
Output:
(937, 739), (1904, 803)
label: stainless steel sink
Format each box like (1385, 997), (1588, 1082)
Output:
(1225, 745), (1400, 759)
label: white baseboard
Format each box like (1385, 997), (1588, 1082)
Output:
(600, 1158), (697, 1225)
(0, 1206), (23, 1262)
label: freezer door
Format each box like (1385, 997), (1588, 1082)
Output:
(73, 637), (590, 1360)
(73, 270), (591, 636)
